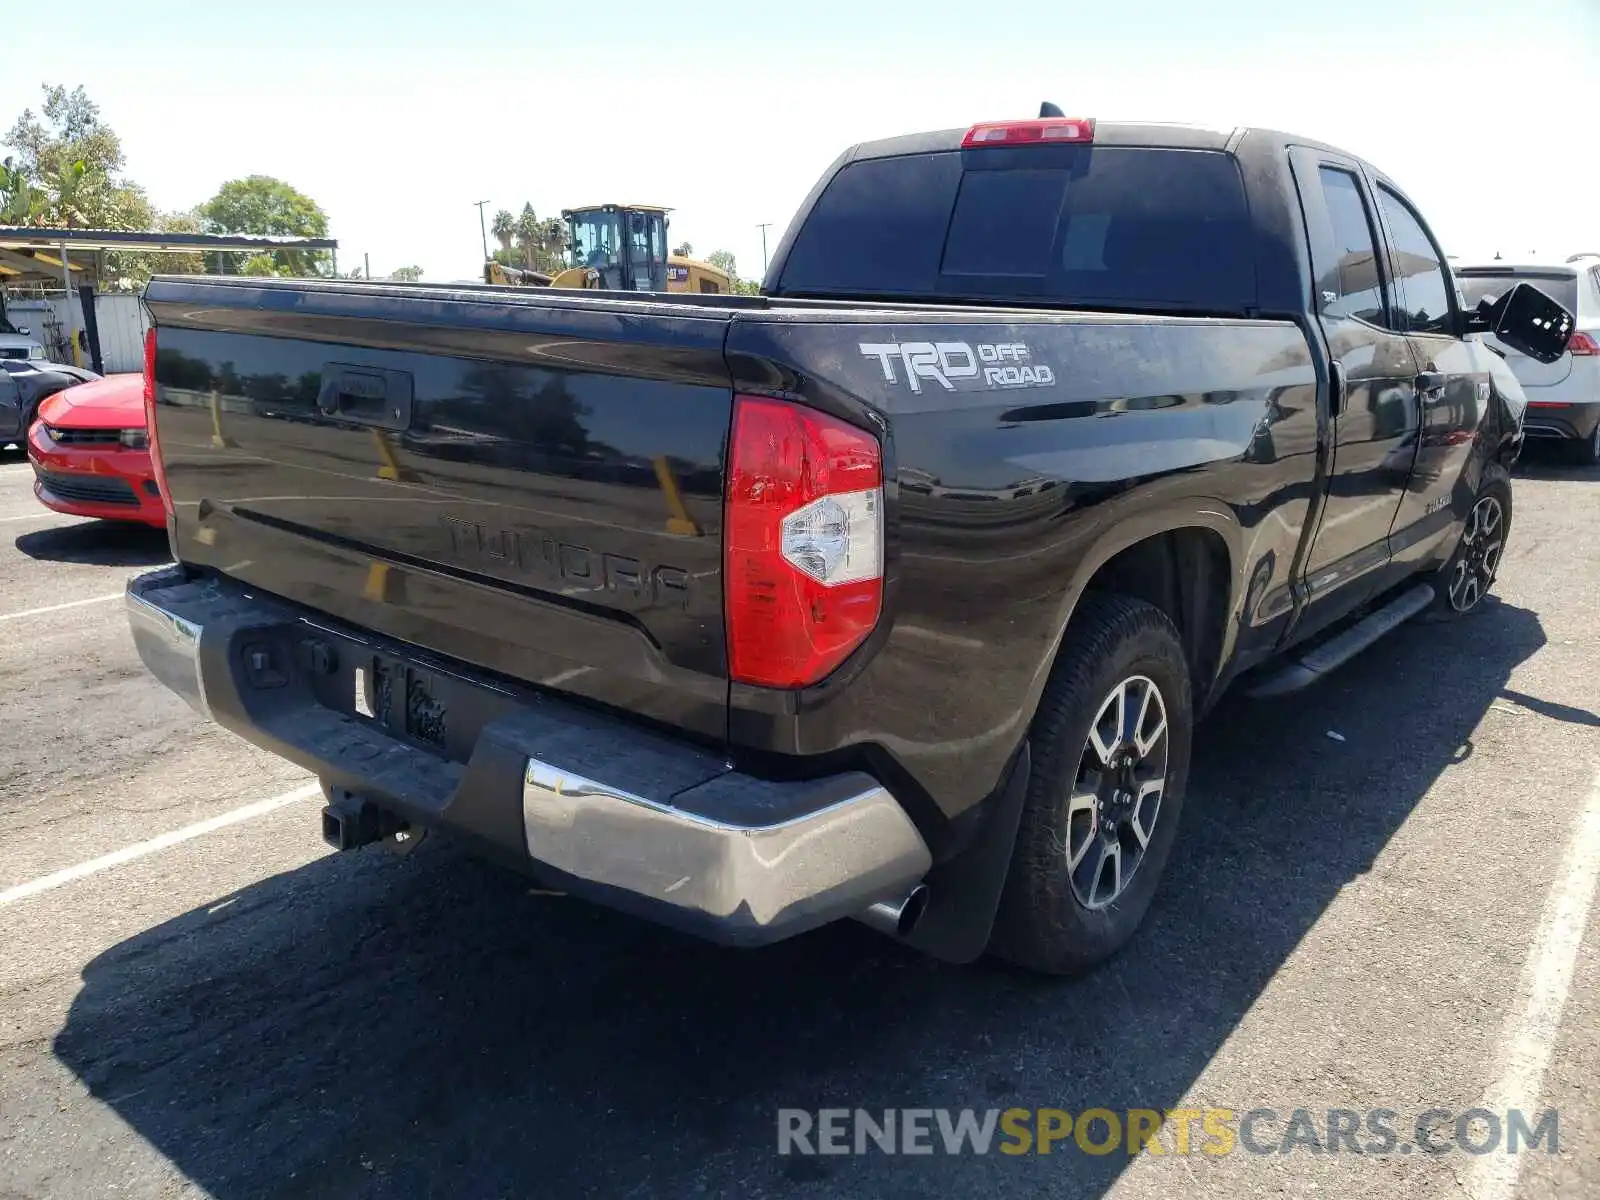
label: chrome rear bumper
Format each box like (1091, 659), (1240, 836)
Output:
(125, 566), (931, 945)
(125, 566), (209, 718)
(522, 760), (930, 939)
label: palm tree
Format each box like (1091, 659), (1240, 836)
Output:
(536, 216), (567, 273)
(515, 203), (539, 270)
(490, 209), (514, 255)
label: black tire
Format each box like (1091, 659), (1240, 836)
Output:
(1574, 422), (1600, 467)
(1431, 464), (1512, 618)
(990, 593), (1193, 976)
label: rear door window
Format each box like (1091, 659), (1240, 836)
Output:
(1314, 167), (1388, 325)
(779, 145), (1257, 313)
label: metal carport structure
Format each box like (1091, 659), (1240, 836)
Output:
(0, 225), (339, 367)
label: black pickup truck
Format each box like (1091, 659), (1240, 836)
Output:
(127, 114), (1572, 975)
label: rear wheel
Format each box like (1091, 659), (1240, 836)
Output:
(1434, 466), (1511, 617)
(1575, 421), (1600, 467)
(990, 594), (1192, 976)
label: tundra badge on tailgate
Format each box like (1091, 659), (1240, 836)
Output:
(858, 340), (1055, 394)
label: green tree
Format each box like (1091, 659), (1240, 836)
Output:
(514, 204), (539, 269)
(199, 175), (330, 276)
(2, 85), (176, 285)
(490, 209), (515, 254)
(502, 204), (567, 275)
(706, 249), (759, 294)
(536, 217), (566, 270)
(47, 158), (89, 225)
(6, 85), (121, 196)
(389, 265), (424, 282)
(672, 241), (693, 257)
(4, 85), (152, 231)
(0, 156), (43, 223)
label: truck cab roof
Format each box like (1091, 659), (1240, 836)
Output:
(842, 121), (1365, 163)
(763, 119), (1434, 326)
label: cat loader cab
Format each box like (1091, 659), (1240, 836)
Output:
(551, 204), (666, 291)
(549, 204), (730, 294)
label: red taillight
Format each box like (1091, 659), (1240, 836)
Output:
(725, 396), (884, 689)
(962, 117), (1095, 148)
(1568, 332), (1599, 356)
(142, 327), (174, 521)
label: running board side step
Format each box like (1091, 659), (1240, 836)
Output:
(1244, 582), (1435, 698)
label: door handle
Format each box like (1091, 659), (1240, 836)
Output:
(1329, 361), (1346, 418)
(1415, 370), (1447, 398)
(316, 363), (414, 429)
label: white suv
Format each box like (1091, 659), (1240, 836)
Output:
(0, 331), (47, 362)
(1456, 255), (1600, 463)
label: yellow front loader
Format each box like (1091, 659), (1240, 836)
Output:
(483, 204), (730, 295)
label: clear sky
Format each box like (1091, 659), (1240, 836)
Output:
(5, 0), (1596, 283)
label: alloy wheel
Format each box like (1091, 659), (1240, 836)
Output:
(1065, 675), (1170, 910)
(1447, 494), (1505, 613)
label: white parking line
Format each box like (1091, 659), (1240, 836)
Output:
(0, 593), (122, 622)
(1466, 766), (1600, 1200)
(0, 783), (321, 907)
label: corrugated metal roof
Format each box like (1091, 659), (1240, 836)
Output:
(0, 225), (337, 252)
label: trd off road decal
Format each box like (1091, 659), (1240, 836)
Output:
(858, 340), (1055, 394)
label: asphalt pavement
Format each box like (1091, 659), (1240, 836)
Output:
(0, 447), (1595, 1200)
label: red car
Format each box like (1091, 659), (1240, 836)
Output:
(27, 372), (165, 528)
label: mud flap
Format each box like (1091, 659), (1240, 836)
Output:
(901, 742), (1031, 964)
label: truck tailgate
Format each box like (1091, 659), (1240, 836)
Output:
(144, 279), (733, 744)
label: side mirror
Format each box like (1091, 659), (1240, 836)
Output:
(1468, 282), (1575, 364)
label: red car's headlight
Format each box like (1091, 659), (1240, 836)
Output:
(118, 428), (148, 449)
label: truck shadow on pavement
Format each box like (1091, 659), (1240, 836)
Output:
(14, 521), (171, 567)
(54, 600), (1546, 1200)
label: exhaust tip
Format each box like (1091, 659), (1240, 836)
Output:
(859, 884), (930, 940)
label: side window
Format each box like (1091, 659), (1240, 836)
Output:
(1374, 186), (1454, 336)
(1316, 167), (1387, 325)
(1589, 266), (1600, 313)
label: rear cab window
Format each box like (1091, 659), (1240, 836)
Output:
(778, 144), (1258, 315)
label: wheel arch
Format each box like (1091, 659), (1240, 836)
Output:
(1046, 504), (1245, 715)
